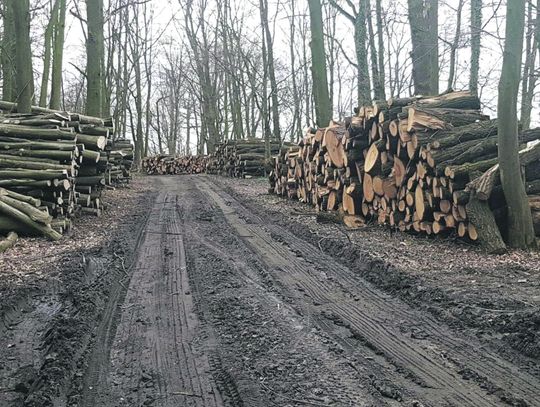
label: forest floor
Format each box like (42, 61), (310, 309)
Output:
(0, 174), (539, 407)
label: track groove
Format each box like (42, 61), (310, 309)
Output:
(197, 175), (540, 407)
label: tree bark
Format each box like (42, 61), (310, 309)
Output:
(308, 0), (332, 127)
(86, 0), (104, 117)
(469, 0), (482, 95)
(11, 0), (34, 113)
(497, 0), (536, 249)
(50, 0), (66, 110)
(407, 0), (439, 95)
(2, 0), (16, 101)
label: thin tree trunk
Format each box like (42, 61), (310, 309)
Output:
(375, 0), (386, 97)
(498, 0), (536, 248)
(39, 1), (59, 108)
(2, 0), (16, 101)
(520, 0), (538, 130)
(366, 0), (385, 100)
(11, 0), (34, 113)
(307, 0), (332, 127)
(50, 0), (66, 110)
(86, 0), (104, 117)
(447, 0), (464, 92)
(470, 0), (482, 96)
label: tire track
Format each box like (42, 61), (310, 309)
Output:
(197, 175), (540, 407)
(81, 186), (224, 407)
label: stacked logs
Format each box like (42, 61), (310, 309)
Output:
(107, 138), (134, 185)
(269, 91), (540, 249)
(0, 101), (133, 240)
(207, 139), (282, 178)
(142, 155), (208, 175)
(0, 187), (62, 240)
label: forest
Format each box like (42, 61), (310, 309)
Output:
(0, 0), (538, 252)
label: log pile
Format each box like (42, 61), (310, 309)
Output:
(142, 155), (208, 175)
(206, 139), (283, 178)
(269, 91), (540, 250)
(0, 100), (134, 240)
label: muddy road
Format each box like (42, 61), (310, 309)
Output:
(2, 174), (540, 406)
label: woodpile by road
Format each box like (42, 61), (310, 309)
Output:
(269, 91), (540, 252)
(0, 101), (134, 241)
(206, 139), (286, 178)
(142, 155), (208, 175)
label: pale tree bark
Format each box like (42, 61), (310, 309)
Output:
(446, 0), (464, 92)
(259, 0), (281, 143)
(366, 0), (385, 100)
(11, 0), (34, 113)
(50, 0), (66, 110)
(2, 0), (16, 101)
(289, 0), (303, 141)
(330, 0), (371, 106)
(498, 0), (536, 249)
(86, 0), (104, 117)
(308, 0), (332, 126)
(519, 0), (539, 130)
(375, 0), (386, 97)
(469, 0), (482, 95)
(259, 2), (271, 156)
(39, 1), (60, 107)
(407, 0), (439, 95)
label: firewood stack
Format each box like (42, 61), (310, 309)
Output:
(206, 139), (282, 178)
(108, 138), (134, 185)
(0, 100), (122, 239)
(142, 155), (208, 175)
(270, 91), (540, 248)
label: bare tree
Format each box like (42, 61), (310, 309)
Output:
(498, 0), (536, 248)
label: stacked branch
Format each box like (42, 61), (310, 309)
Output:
(269, 91), (540, 250)
(207, 139), (284, 178)
(142, 155), (208, 175)
(0, 100), (134, 240)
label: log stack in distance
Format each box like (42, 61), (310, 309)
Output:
(142, 155), (208, 175)
(206, 139), (292, 178)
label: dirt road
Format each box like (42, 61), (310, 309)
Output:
(76, 175), (540, 407)
(2, 175), (540, 406)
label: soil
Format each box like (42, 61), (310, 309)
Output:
(1, 174), (539, 407)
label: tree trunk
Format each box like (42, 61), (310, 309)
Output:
(497, 0), (536, 249)
(49, 0), (66, 110)
(446, 0), (464, 91)
(11, 0), (34, 113)
(355, 2), (371, 105)
(86, 0), (104, 117)
(519, 0), (539, 130)
(407, 0), (439, 95)
(469, 0), (482, 95)
(307, 0), (332, 127)
(2, 0), (16, 102)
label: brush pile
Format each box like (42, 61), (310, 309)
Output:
(142, 155), (208, 175)
(206, 139), (284, 178)
(269, 91), (540, 251)
(0, 101), (134, 240)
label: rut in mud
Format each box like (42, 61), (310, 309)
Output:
(73, 175), (540, 407)
(3, 174), (540, 407)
